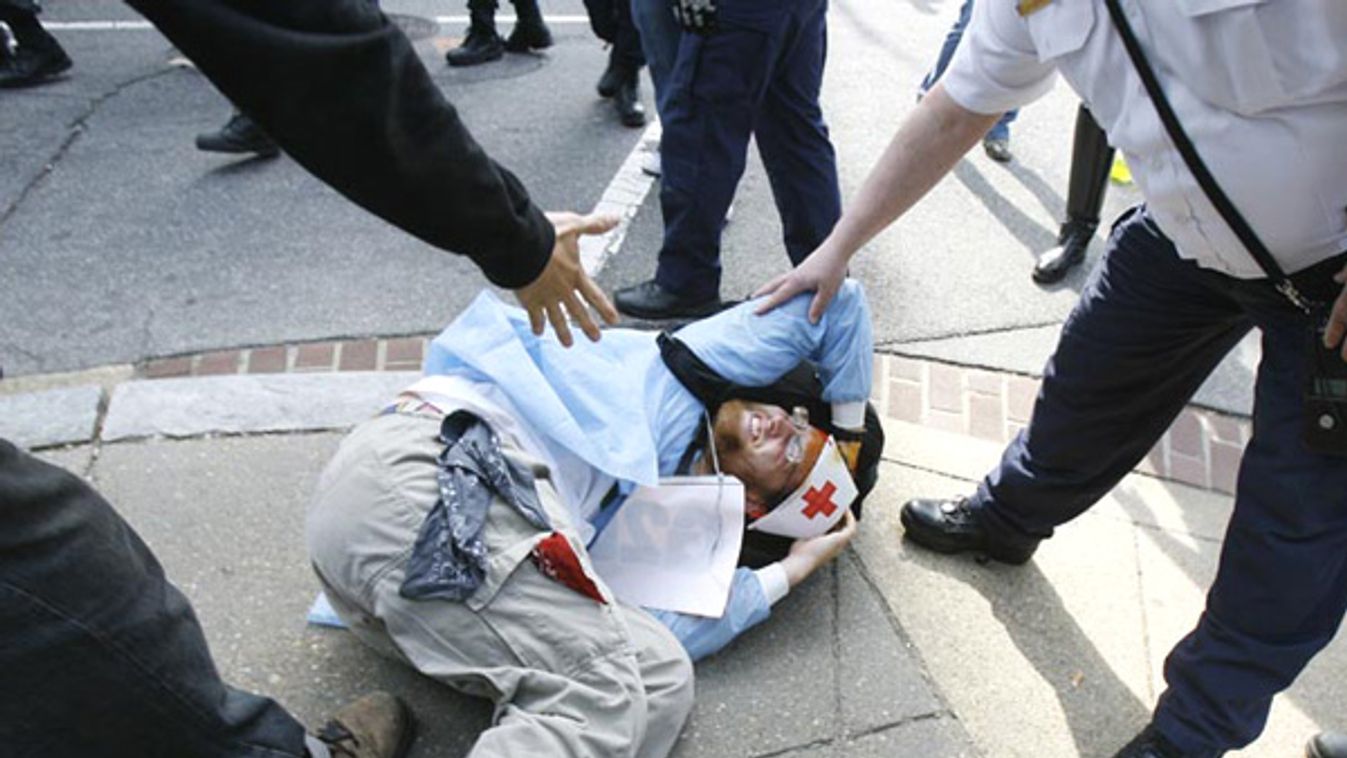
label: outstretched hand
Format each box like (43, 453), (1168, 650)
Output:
(514, 211), (621, 347)
(780, 510), (858, 587)
(752, 244), (849, 323)
(1322, 262), (1347, 363)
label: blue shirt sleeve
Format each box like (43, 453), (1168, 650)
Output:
(670, 280), (873, 404)
(645, 568), (773, 662)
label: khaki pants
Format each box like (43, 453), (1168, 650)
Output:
(307, 413), (694, 758)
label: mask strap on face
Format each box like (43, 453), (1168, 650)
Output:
(703, 411), (723, 480)
(705, 411), (727, 514)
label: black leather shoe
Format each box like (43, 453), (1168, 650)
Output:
(0, 42), (71, 89)
(1032, 217), (1097, 284)
(899, 497), (1038, 565)
(596, 61), (623, 98)
(614, 71), (646, 128)
(447, 25), (504, 67)
(1113, 725), (1186, 758)
(614, 280), (722, 320)
(195, 113), (280, 157)
(504, 1), (552, 54)
(1308, 732), (1347, 758)
(983, 136), (1013, 163)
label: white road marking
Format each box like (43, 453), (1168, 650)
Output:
(579, 121), (661, 276)
(43, 16), (595, 31)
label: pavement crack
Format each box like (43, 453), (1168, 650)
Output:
(0, 65), (177, 232)
(878, 456), (980, 485)
(874, 318), (1066, 352)
(0, 341), (46, 378)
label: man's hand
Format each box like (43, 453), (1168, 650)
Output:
(671, 0), (717, 34)
(780, 510), (858, 587)
(752, 243), (849, 324)
(515, 212), (621, 347)
(1323, 262), (1347, 363)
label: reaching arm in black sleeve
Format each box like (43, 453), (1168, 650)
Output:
(127, 0), (551, 288)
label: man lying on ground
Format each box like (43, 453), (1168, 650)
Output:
(306, 280), (880, 757)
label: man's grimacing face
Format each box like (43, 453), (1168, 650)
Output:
(708, 400), (818, 510)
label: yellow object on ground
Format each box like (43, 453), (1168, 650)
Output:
(1110, 154), (1133, 185)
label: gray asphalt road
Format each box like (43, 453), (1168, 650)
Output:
(2, 0), (1256, 416)
(2, 0), (644, 376)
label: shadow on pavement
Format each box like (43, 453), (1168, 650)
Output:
(901, 540), (1152, 757)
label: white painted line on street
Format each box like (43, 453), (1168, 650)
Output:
(43, 15), (594, 31)
(579, 120), (661, 277)
(43, 20), (153, 31)
(434, 14), (593, 24)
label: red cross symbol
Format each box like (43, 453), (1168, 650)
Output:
(801, 481), (838, 520)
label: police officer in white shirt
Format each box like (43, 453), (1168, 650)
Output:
(754, 1), (1347, 756)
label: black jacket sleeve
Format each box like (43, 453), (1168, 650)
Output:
(126, 0), (554, 288)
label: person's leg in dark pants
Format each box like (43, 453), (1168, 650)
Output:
(976, 209), (1251, 549)
(617, 0), (806, 319)
(0, 0), (71, 88)
(630, 0), (680, 116)
(504, 0), (552, 53)
(599, 0), (647, 127)
(902, 208), (1251, 561)
(752, 0), (839, 266)
(918, 0), (1016, 162)
(1032, 104), (1113, 284)
(0, 441), (411, 757)
(446, 0), (505, 67)
(0, 440), (309, 756)
(1153, 279), (1347, 754)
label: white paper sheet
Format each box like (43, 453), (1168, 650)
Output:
(587, 475), (744, 618)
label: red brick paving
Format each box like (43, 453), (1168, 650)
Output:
(144, 356), (192, 379)
(338, 340), (378, 371)
(294, 343), (336, 372)
(130, 345), (1253, 496)
(196, 350), (241, 376)
(247, 346), (287, 374)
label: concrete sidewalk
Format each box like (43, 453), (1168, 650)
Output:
(6, 352), (1343, 757)
(2, 0), (1338, 753)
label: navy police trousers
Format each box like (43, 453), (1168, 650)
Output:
(972, 206), (1347, 755)
(655, 0), (841, 301)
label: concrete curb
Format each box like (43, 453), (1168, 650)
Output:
(101, 372), (420, 441)
(1, 344), (1252, 497)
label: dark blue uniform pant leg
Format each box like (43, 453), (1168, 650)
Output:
(971, 208), (1251, 551)
(655, 0), (836, 299)
(753, 0), (840, 265)
(0, 441), (308, 757)
(1154, 294), (1347, 754)
(970, 206), (1347, 754)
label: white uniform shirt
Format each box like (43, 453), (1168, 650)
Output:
(943, 0), (1347, 278)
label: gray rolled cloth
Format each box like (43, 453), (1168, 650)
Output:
(400, 410), (552, 601)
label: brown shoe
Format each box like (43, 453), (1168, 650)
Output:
(313, 691), (414, 758)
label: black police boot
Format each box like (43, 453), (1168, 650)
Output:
(504, 0), (552, 52)
(1113, 725), (1188, 758)
(447, 2), (504, 67)
(596, 59), (623, 98)
(613, 66), (646, 128)
(899, 497), (1038, 565)
(1032, 217), (1098, 284)
(0, 22), (71, 89)
(1308, 732), (1347, 758)
(1033, 104), (1112, 284)
(614, 279), (722, 320)
(195, 112), (280, 157)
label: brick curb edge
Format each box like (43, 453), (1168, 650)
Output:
(13, 338), (1248, 496)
